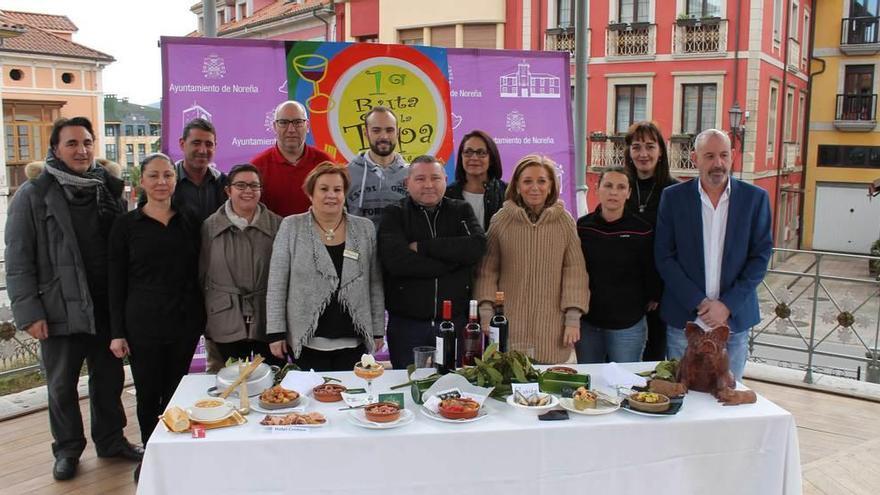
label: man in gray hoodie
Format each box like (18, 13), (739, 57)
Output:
(346, 106), (409, 225)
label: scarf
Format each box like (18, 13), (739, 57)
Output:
(224, 200), (261, 231)
(44, 149), (122, 218)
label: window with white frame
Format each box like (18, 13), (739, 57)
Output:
(558, 0), (573, 28)
(686, 0), (721, 17)
(768, 83), (779, 152)
(784, 87), (795, 141)
(615, 85), (648, 133)
(790, 2), (799, 40)
(618, 0), (649, 23)
(682, 83), (717, 135)
(797, 92), (806, 144)
(773, 0), (783, 42)
(802, 11), (810, 64)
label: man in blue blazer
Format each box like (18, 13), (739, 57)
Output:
(654, 129), (772, 380)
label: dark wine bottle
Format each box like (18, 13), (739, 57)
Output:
(462, 300), (482, 366)
(436, 300), (456, 374)
(488, 291), (509, 353)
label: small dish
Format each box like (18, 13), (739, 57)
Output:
(559, 397), (619, 416)
(187, 408), (236, 424)
(364, 402), (401, 423)
(506, 393), (559, 415)
(250, 395), (310, 414)
(348, 408), (415, 429)
(421, 406), (489, 423)
(312, 383), (347, 403)
(626, 392), (670, 413)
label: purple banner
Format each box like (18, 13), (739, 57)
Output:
(447, 49), (574, 210)
(161, 37), (288, 171)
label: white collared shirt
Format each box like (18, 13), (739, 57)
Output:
(696, 177), (731, 329)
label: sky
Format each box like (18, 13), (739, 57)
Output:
(2, 0), (195, 105)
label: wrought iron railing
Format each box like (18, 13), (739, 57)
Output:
(752, 249), (880, 384)
(787, 38), (801, 72)
(668, 134), (698, 173)
(546, 26), (578, 59)
(606, 23), (655, 57)
(781, 141), (800, 171)
(840, 16), (880, 45)
(835, 94), (878, 121)
(588, 135), (626, 169)
(672, 19), (727, 55)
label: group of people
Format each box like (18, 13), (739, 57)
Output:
(5, 99), (772, 484)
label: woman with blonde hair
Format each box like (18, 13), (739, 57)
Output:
(474, 155), (589, 364)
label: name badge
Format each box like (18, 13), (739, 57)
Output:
(343, 249), (359, 261)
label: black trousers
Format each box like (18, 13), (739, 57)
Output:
(641, 308), (667, 362)
(128, 337), (199, 445)
(40, 330), (126, 459)
(214, 339), (287, 368)
(295, 344), (366, 372)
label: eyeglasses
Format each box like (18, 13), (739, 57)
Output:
(230, 182), (262, 191)
(462, 149), (489, 158)
(275, 118), (308, 128)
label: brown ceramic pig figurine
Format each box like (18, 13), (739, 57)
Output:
(676, 323), (757, 406)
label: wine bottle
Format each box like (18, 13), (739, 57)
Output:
(488, 291), (509, 353)
(462, 300), (482, 366)
(436, 300), (456, 374)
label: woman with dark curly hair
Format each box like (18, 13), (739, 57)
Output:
(445, 129), (507, 230)
(623, 121), (678, 361)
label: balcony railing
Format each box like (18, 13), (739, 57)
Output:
(836, 94), (877, 121)
(669, 134), (698, 174)
(606, 23), (655, 58)
(787, 38), (801, 73)
(672, 19), (727, 55)
(840, 16), (880, 54)
(588, 135), (626, 169)
(546, 26), (576, 59)
(782, 141), (800, 171)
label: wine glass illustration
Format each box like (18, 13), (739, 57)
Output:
(292, 54), (335, 114)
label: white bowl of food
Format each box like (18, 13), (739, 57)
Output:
(506, 391), (559, 415)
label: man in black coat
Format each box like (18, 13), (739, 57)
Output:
(5, 117), (143, 481)
(378, 155), (486, 369)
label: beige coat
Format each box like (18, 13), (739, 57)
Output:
(474, 200), (590, 364)
(200, 203), (283, 343)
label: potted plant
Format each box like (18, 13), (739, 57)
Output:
(700, 16), (722, 26)
(608, 21), (629, 31)
(590, 131), (608, 142)
(870, 238), (880, 277)
(676, 13), (698, 27)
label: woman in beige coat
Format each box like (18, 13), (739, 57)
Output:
(200, 163), (284, 367)
(474, 155), (589, 364)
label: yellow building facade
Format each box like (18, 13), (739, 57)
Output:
(803, 0), (880, 253)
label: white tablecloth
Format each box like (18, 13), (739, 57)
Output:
(137, 364), (802, 495)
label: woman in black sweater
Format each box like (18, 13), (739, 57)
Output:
(108, 153), (205, 450)
(623, 121), (678, 361)
(444, 129), (507, 230)
(576, 166), (660, 363)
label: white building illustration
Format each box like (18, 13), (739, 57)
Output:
(183, 102), (212, 127)
(499, 61), (561, 99)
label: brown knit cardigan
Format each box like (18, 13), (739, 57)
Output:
(474, 200), (590, 364)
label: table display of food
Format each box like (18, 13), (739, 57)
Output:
(137, 352), (802, 495)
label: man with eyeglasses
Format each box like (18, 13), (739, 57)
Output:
(250, 100), (332, 217)
(346, 106), (409, 226)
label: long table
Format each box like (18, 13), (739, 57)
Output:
(137, 364), (801, 495)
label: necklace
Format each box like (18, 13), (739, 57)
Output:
(312, 212), (344, 241)
(636, 181), (657, 214)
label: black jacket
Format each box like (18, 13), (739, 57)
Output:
(445, 178), (507, 229)
(577, 209), (661, 329)
(378, 197), (487, 321)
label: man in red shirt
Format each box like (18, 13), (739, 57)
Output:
(250, 101), (332, 216)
